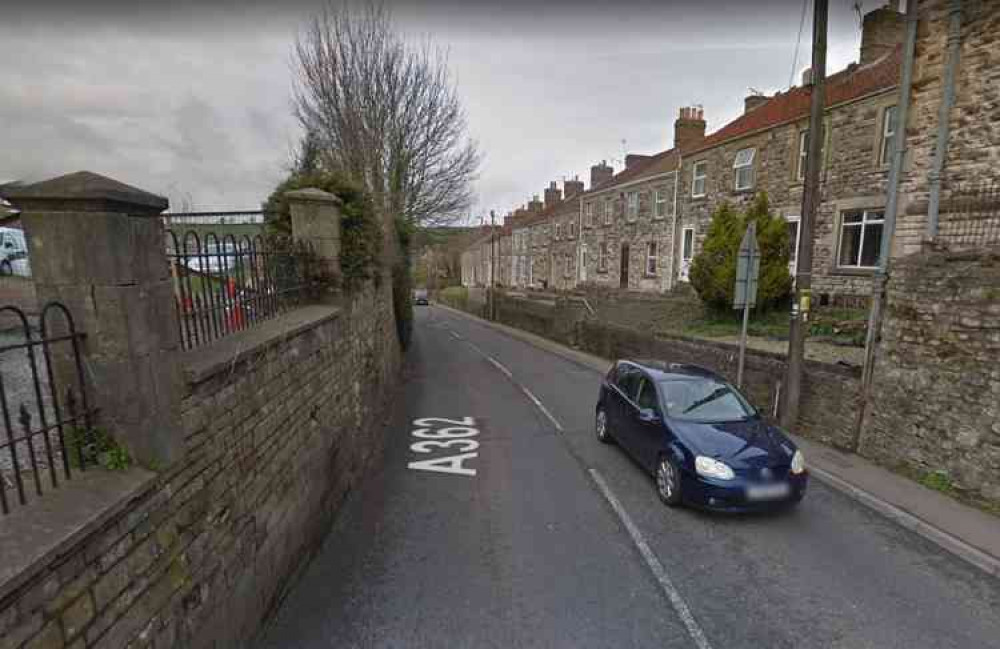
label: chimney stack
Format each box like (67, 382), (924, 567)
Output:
(544, 181), (562, 209)
(744, 94), (769, 114)
(860, 4), (904, 64)
(625, 154), (651, 169)
(590, 161), (614, 188)
(527, 195), (543, 213)
(563, 176), (585, 198)
(674, 106), (706, 152)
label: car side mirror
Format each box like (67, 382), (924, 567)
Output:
(638, 408), (660, 423)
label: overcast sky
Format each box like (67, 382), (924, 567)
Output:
(1, 0), (878, 220)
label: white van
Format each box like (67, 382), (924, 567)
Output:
(0, 228), (30, 277)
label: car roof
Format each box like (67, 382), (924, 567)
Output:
(618, 359), (723, 382)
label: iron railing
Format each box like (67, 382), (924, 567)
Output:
(1, 303), (97, 516)
(938, 182), (1000, 249)
(165, 227), (316, 350)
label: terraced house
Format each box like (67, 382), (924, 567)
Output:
(674, 4), (905, 305)
(465, 3), (909, 306)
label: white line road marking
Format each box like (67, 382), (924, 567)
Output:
(447, 323), (562, 433)
(487, 357), (513, 379)
(520, 387), (564, 433)
(588, 468), (714, 649)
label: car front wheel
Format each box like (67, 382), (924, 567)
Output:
(656, 455), (682, 507)
(595, 407), (612, 444)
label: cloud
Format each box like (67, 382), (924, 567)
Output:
(1, 0), (871, 217)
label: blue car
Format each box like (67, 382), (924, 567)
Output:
(595, 360), (807, 512)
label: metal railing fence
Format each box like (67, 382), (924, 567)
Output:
(938, 182), (1000, 249)
(1, 302), (97, 516)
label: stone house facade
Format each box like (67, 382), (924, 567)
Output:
(674, 35), (903, 305)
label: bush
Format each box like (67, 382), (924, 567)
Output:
(689, 192), (792, 312)
(393, 216), (414, 349)
(263, 171), (382, 290)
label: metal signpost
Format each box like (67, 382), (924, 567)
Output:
(734, 222), (760, 388)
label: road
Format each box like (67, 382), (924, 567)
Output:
(257, 305), (1000, 649)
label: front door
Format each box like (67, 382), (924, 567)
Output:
(620, 244), (630, 289)
(679, 228), (694, 282)
(579, 244), (588, 283)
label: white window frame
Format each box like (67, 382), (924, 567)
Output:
(733, 147), (756, 191)
(585, 202), (594, 227)
(645, 241), (658, 275)
(837, 210), (886, 269)
(555, 223), (562, 240)
(653, 189), (665, 219)
(691, 161), (707, 198)
(679, 227), (695, 282)
(626, 191), (639, 222)
(579, 244), (588, 282)
(786, 215), (801, 277)
(879, 105), (897, 167)
(599, 242), (608, 272)
(603, 199), (613, 225)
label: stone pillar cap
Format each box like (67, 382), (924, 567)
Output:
(2, 171), (168, 214)
(285, 188), (343, 205)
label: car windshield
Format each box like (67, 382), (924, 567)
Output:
(657, 377), (756, 422)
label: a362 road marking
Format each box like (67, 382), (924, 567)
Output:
(407, 417), (480, 476)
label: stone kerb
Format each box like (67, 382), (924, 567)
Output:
(7, 171), (186, 468)
(286, 188), (343, 302)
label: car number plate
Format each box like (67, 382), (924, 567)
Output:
(747, 482), (791, 501)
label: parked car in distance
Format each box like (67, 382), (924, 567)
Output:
(0, 227), (30, 277)
(595, 360), (807, 512)
(413, 289), (429, 305)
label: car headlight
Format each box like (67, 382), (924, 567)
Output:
(695, 456), (735, 480)
(791, 450), (806, 475)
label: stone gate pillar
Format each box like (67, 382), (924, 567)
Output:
(6, 171), (185, 468)
(286, 188), (343, 303)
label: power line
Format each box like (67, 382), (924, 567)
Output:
(789, 0), (809, 88)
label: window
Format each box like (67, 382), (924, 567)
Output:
(880, 105), (897, 166)
(786, 216), (801, 276)
(564, 252), (573, 279)
(615, 365), (641, 401)
(569, 221), (576, 238)
(645, 242), (658, 275)
(599, 242), (609, 272)
(691, 161), (707, 197)
(636, 377), (659, 411)
(653, 189), (665, 219)
(603, 199), (613, 225)
(585, 202), (594, 227)
(797, 131), (809, 181)
(838, 210), (885, 269)
(555, 223), (562, 240)
(733, 147), (756, 191)
(626, 191), (639, 221)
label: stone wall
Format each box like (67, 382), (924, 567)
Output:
(488, 293), (861, 448)
(863, 246), (1000, 506)
(897, 0), (999, 253)
(0, 282), (401, 649)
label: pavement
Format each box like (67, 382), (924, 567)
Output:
(255, 304), (1000, 649)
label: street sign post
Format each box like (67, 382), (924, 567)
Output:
(734, 222), (760, 388)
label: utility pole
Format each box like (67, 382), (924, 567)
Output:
(781, 0), (827, 428)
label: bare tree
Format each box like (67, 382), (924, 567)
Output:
(293, 2), (480, 230)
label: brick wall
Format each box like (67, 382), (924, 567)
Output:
(0, 283), (401, 649)
(864, 246), (1000, 506)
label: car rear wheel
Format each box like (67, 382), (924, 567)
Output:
(656, 455), (682, 507)
(595, 407), (613, 444)
(0, 260), (11, 276)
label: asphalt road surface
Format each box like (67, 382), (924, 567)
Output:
(257, 305), (1000, 649)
